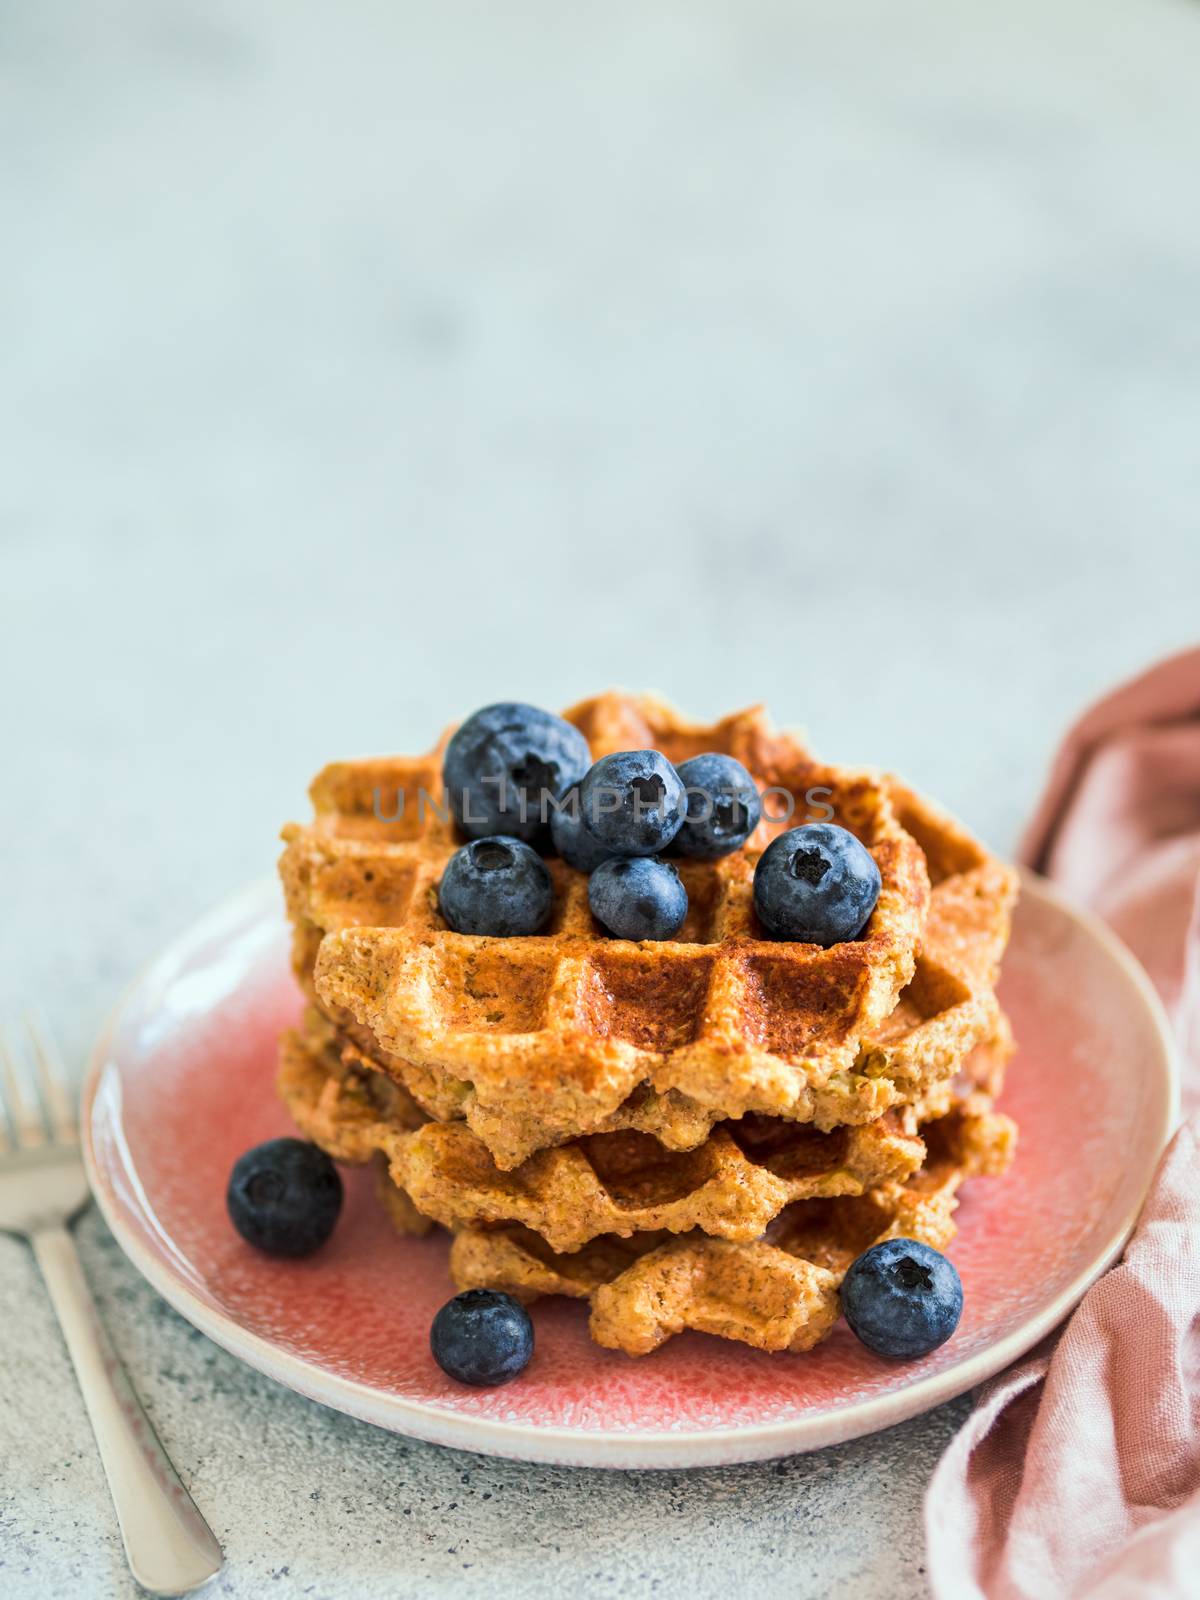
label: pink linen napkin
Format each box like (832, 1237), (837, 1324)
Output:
(924, 647), (1200, 1600)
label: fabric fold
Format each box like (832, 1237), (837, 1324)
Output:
(926, 648), (1200, 1600)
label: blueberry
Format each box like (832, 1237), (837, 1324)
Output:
(675, 753), (762, 859)
(227, 1138), (343, 1257)
(549, 789), (619, 872)
(577, 750), (686, 856)
(442, 703), (590, 845)
(431, 1289), (534, 1386)
(841, 1239), (963, 1358)
(438, 836), (553, 936)
(589, 856), (688, 941)
(752, 823), (881, 944)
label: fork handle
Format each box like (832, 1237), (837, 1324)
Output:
(31, 1225), (223, 1597)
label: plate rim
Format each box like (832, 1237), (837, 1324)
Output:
(81, 869), (1181, 1469)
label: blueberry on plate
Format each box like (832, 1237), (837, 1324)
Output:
(675, 753), (762, 859)
(438, 836), (554, 936)
(841, 1238), (963, 1358)
(752, 822), (881, 944)
(578, 750), (686, 856)
(589, 856), (688, 941)
(549, 788), (619, 873)
(431, 1289), (534, 1386)
(443, 702), (591, 844)
(227, 1137), (343, 1257)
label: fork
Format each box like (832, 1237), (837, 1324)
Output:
(0, 1014), (223, 1596)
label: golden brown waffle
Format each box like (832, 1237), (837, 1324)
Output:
(279, 1010), (932, 1252)
(275, 693), (1019, 1359)
(911, 1010), (1013, 1122)
(276, 688), (998, 1152)
(281, 1006), (1012, 1257)
(450, 1106), (1015, 1356)
(279, 1007), (1015, 1355)
(275, 1014), (435, 1237)
(277, 1008), (428, 1161)
(280, 694), (1014, 1167)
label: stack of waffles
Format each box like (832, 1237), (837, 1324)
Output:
(277, 693), (1018, 1357)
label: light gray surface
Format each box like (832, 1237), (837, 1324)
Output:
(2, 1), (1199, 1596)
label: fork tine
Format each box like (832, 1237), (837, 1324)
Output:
(0, 1026), (47, 1148)
(25, 1009), (79, 1144)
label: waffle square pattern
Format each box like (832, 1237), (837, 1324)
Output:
(277, 694), (1018, 1357)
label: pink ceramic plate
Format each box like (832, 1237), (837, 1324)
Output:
(82, 871), (1178, 1469)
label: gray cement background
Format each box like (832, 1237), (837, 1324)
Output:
(2, 1), (1199, 1595)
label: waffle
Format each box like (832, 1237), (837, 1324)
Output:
(450, 1105), (1015, 1356)
(279, 1009), (1015, 1358)
(277, 1010), (425, 1158)
(281, 1005), (1012, 1253)
(279, 1009), (933, 1252)
(276, 692), (1018, 1359)
(281, 694), (1020, 1154)
(280, 695), (1014, 1167)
